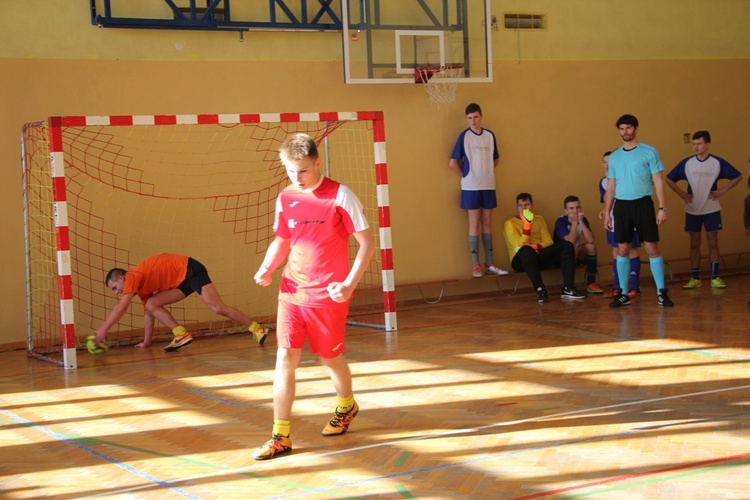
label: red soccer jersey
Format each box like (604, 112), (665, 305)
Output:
(274, 177), (369, 306)
(122, 253), (189, 304)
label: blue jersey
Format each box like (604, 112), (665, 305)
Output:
(553, 214), (592, 243)
(450, 128), (499, 191)
(666, 154), (741, 215)
(608, 143), (663, 200)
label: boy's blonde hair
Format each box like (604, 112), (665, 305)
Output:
(279, 133), (319, 161)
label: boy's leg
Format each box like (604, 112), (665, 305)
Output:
(146, 288), (195, 351)
(629, 251), (641, 294)
(688, 232), (702, 281)
(252, 346), (300, 460)
(273, 347), (302, 422)
(196, 283), (267, 343)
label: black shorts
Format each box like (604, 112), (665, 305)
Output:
(612, 197), (659, 244)
(176, 257), (212, 297)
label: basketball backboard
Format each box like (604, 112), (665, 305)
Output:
(342, 0), (493, 84)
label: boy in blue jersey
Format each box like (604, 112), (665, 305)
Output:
(665, 131), (742, 289)
(603, 114), (674, 307)
(553, 195), (603, 294)
(449, 103), (508, 278)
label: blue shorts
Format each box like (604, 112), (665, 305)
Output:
(685, 211), (722, 233)
(461, 190), (497, 210)
(606, 229), (641, 248)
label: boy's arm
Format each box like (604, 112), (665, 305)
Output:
(538, 218), (554, 248)
(448, 158), (463, 177)
(94, 293), (135, 343)
(136, 311), (155, 348)
(579, 217), (595, 244)
(710, 175), (743, 199)
(562, 218), (579, 245)
(254, 235), (291, 287)
(328, 228), (375, 303)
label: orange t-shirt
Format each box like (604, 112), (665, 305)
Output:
(123, 253), (189, 305)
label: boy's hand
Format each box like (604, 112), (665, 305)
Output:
(522, 209), (534, 223)
(254, 266), (273, 287)
(327, 282), (353, 303)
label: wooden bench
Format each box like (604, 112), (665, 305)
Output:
(398, 270), (553, 304)
(398, 250), (750, 304)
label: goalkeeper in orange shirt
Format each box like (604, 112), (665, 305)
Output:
(503, 193), (587, 303)
(92, 253), (267, 351)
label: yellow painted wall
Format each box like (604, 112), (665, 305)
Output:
(1, 1), (749, 348)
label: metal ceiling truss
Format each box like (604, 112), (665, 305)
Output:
(90, 0), (342, 32)
(90, 1), (466, 34)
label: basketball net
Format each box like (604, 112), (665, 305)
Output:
(417, 66), (464, 109)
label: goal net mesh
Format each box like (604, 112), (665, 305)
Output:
(22, 114), (393, 367)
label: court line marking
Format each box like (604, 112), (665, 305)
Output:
(96, 382), (750, 498)
(0, 409), (201, 500)
(512, 452), (750, 499)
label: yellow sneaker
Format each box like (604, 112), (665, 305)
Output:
(251, 435), (292, 460)
(164, 333), (193, 352)
(682, 278), (701, 289)
(322, 401), (359, 436)
(710, 277), (727, 288)
(249, 321), (268, 346)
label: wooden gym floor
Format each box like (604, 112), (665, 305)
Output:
(1, 275), (749, 499)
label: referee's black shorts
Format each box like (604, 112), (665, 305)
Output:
(613, 196), (659, 244)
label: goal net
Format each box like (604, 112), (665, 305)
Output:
(21, 112), (397, 369)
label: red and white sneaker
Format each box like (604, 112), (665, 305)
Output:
(485, 264), (509, 276)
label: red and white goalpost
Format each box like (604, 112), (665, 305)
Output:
(21, 111), (397, 369)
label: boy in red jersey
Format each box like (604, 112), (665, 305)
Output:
(93, 253), (267, 351)
(251, 133), (374, 460)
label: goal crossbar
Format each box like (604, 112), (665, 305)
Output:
(22, 111), (397, 369)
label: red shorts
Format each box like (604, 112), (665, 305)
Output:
(276, 299), (349, 358)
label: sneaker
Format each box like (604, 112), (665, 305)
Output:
(683, 278), (702, 289)
(561, 287), (586, 300)
(322, 401), (359, 436)
(603, 288), (620, 298)
(164, 333), (193, 352)
(609, 293), (631, 308)
(628, 288), (641, 298)
(251, 435), (292, 460)
(249, 321), (268, 346)
(472, 265), (483, 278)
(710, 277), (727, 289)
(537, 287), (549, 303)
(587, 283), (604, 294)
(658, 288), (675, 307)
(485, 264), (509, 276)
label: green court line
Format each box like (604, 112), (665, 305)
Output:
(394, 452), (412, 467)
(396, 484), (416, 498)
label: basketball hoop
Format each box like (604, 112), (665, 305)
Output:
(415, 65), (464, 108)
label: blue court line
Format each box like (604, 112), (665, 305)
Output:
(1, 408), (200, 499)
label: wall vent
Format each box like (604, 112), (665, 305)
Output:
(504, 13), (546, 30)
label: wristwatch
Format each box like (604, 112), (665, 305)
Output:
(659, 207), (668, 211)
